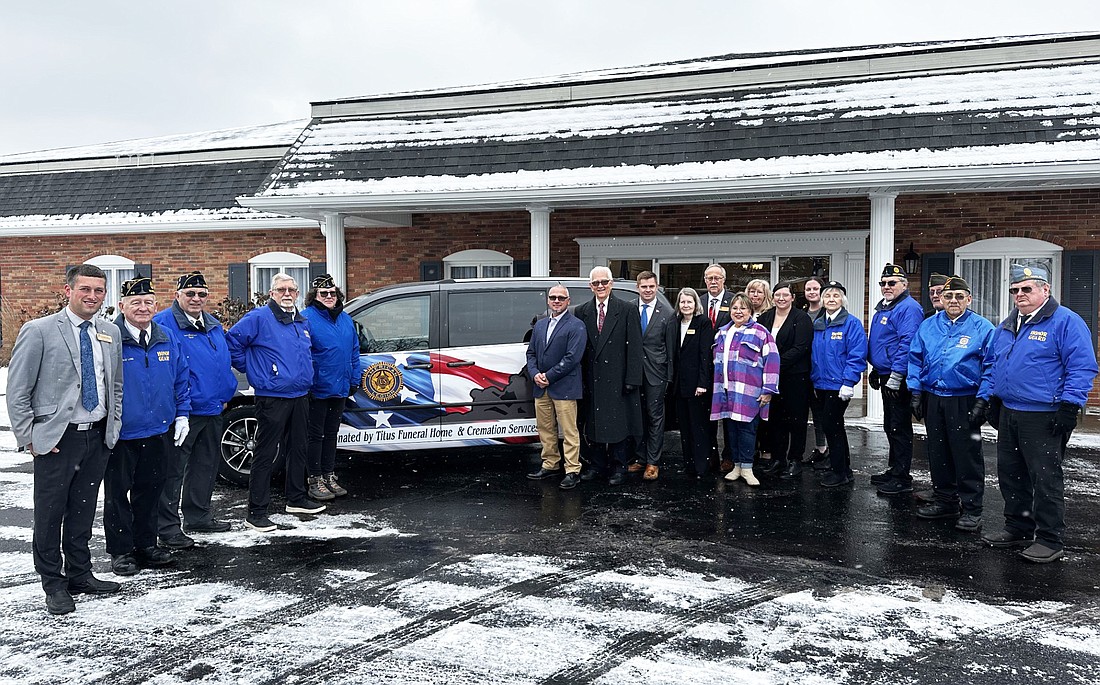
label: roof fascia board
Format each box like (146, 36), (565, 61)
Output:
(312, 38), (1100, 119)
(238, 163), (1100, 214)
(0, 217), (318, 238)
(0, 146), (290, 176)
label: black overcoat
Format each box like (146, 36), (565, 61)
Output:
(575, 295), (644, 443)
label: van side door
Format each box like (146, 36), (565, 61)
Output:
(342, 288), (442, 451)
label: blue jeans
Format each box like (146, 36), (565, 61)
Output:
(723, 416), (760, 468)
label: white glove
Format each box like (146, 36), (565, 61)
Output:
(173, 416), (190, 447)
(886, 372), (903, 391)
(838, 385), (855, 401)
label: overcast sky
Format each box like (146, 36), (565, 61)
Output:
(2, 0), (1099, 157)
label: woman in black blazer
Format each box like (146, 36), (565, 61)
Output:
(670, 287), (715, 477)
(757, 282), (814, 479)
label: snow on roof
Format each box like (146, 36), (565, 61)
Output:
(262, 62), (1100, 197)
(321, 33), (1088, 104)
(0, 119), (309, 165)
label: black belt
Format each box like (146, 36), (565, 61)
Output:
(71, 420), (106, 431)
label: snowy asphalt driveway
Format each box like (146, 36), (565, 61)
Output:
(2, 422), (1100, 684)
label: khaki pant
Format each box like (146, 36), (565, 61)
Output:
(535, 395), (581, 474)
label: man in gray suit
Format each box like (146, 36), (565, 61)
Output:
(7, 265), (124, 615)
(628, 271), (676, 481)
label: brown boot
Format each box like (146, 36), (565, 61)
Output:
(643, 465), (659, 481)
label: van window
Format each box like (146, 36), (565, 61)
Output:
(448, 289), (548, 347)
(353, 294), (432, 353)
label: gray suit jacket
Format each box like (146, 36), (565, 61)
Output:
(638, 298), (676, 384)
(6, 309), (123, 452)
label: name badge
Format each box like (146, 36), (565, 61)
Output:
(686, 329), (696, 335)
(96, 333), (113, 343)
(719, 307), (729, 312)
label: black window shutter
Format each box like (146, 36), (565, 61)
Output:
(513, 260), (531, 277)
(309, 262), (328, 287)
(921, 252), (953, 310)
(135, 263), (153, 280)
(228, 263), (249, 301)
(420, 260), (442, 281)
(1061, 250), (1099, 353)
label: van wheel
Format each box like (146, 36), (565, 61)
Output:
(219, 405), (258, 486)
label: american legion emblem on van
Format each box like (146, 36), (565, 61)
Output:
(363, 361), (403, 402)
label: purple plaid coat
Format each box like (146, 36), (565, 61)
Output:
(710, 321), (780, 422)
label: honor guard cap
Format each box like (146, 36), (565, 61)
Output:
(943, 275), (970, 293)
(176, 271), (208, 291)
(120, 275), (154, 297)
(1009, 264), (1049, 285)
(881, 264), (907, 279)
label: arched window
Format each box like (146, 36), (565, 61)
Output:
(956, 238), (1062, 323)
(84, 254), (140, 318)
(443, 249), (513, 279)
(249, 251), (309, 307)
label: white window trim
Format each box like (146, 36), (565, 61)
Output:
(249, 251), (309, 306)
(443, 248), (513, 279)
(84, 254), (136, 319)
(955, 237), (1062, 321)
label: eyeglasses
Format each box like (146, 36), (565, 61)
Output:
(940, 292), (968, 301)
(182, 290), (208, 299)
(589, 279), (611, 287)
(879, 280), (901, 287)
(317, 289), (338, 298)
(1008, 286), (1035, 295)
(704, 276), (723, 282)
(273, 287), (299, 294)
(547, 295), (569, 301)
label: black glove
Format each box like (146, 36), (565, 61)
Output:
(910, 391), (924, 421)
(1050, 402), (1080, 436)
(349, 384), (359, 398)
(968, 398), (988, 428)
(868, 373), (881, 390)
(986, 397), (1002, 429)
(624, 384), (637, 394)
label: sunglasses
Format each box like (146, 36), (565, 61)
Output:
(940, 292), (968, 301)
(1008, 286), (1035, 295)
(317, 289), (339, 298)
(182, 290), (209, 299)
(273, 287), (299, 294)
(547, 295), (569, 301)
(589, 279), (611, 287)
(879, 280), (901, 287)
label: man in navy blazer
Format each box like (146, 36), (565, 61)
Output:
(525, 284), (588, 490)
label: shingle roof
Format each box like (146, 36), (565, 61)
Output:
(0, 160), (276, 218)
(258, 62), (1100, 198)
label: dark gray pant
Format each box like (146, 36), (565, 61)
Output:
(881, 385), (914, 483)
(251, 396), (309, 517)
(997, 407), (1066, 550)
(159, 413), (224, 537)
(635, 380), (667, 465)
(815, 389), (852, 477)
(307, 396), (346, 476)
(105, 431), (169, 555)
(33, 422), (110, 594)
(925, 394), (984, 515)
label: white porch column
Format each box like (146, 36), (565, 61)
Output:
(865, 192), (897, 420)
(322, 213), (347, 290)
(528, 205), (552, 277)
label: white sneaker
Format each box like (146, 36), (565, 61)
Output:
(285, 500), (326, 515)
(741, 467), (760, 487)
(724, 465), (742, 482)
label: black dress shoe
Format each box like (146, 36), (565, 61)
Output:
(69, 575), (121, 595)
(877, 479), (915, 496)
(819, 471), (853, 488)
(580, 470), (601, 482)
(159, 533), (195, 550)
(870, 471), (894, 486)
(756, 459), (781, 476)
(46, 590), (75, 615)
(608, 471), (626, 486)
(184, 519), (232, 534)
(135, 546), (174, 568)
(559, 473), (581, 490)
(527, 467), (559, 480)
(111, 553), (140, 576)
(779, 462), (802, 480)
(916, 502), (961, 519)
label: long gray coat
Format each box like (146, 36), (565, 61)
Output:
(575, 295), (643, 444)
(7, 309), (124, 452)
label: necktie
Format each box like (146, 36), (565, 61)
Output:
(78, 321), (97, 412)
(598, 302), (606, 333)
(139, 329), (148, 350)
(710, 299), (718, 326)
(641, 303), (649, 333)
(195, 317), (204, 332)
